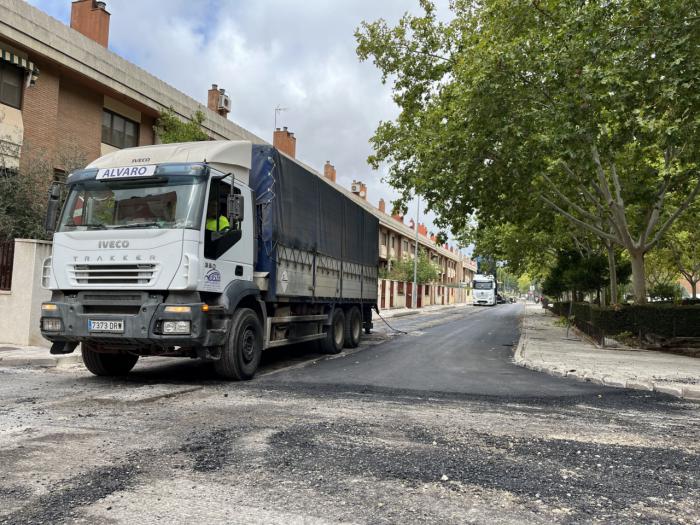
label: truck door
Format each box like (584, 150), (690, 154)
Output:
(201, 178), (254, 290)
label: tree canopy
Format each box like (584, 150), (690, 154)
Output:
(356, 0), (700, 303)
(155, 108), (209, 144)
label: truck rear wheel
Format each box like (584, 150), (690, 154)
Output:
(82, 344), (139, 377)
(214, 308), (263, 381)
(320, 308), (345, 354)
(344, 306), (362, 348)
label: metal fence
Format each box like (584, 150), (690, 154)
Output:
(0, 239), (14, 291)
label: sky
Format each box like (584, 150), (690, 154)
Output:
(26, 0), (466, 251)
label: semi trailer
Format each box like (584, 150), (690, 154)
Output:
(40, 141), (379, 380)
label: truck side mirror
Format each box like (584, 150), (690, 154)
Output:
(227, 194), (244, 224)
(44, 182), (63, 234)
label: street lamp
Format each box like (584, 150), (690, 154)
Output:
(412, 194), (420, 309)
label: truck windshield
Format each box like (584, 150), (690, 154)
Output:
(57, 176), (206, 231)
(473, 281), (494, 290)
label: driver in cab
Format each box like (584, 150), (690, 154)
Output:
(206, 199), (229, 232)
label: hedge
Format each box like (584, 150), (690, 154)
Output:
(551, 302), (700, 339)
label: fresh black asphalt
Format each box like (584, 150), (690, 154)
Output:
(262, 304), (611, 398)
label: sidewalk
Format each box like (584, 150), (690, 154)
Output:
(514, 304), (700, 400)
(0, 344), (82, 368)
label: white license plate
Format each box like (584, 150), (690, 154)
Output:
(88, 319), (124, 333)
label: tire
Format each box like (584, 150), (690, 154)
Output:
(319, 308), (345, 354)
(343, 306), (362, 348)
(81, 343), (139, 377)
(214, 308), (263, 380)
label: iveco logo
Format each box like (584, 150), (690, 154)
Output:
(131, 157), (150, 163)
(98, 240), (130, 249)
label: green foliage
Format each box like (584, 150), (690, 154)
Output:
(648, 282), (683, 302)
(517, 274), (532, 294)
(0, 146), (86, 241)
(542, 249), (630, 299)
(155, 108), (209, 144)
(385, 250), (440, 283)
(356, 1), (700, 303)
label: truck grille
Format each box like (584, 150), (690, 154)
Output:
(69, 264), (158, 286)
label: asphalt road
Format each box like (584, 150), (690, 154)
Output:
(1, 304), (698, 524)
(262, 304), (610, 397)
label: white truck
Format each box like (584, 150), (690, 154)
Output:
(472, 274), (497, 306)
(41, 141), (378, 380)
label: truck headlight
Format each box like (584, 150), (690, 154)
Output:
(42, 318), (63, 332)
(163, 321), (191, 334)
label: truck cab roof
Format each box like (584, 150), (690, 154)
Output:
(86, 141), (252, 185)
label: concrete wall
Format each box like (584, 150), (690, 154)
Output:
(0, 239), (51, 346)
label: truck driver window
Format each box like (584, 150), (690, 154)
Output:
(204, 180), (242, 260)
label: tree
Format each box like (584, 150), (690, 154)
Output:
(155, 108), (209, 143)
(386, 250), (440, 283)
(0, 140), (86, 241)
(356, 0), (700, 304)
(517, 274), (532, 295)
(664, 209), (700, 298)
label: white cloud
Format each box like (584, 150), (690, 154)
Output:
(26, 0), (465, 250)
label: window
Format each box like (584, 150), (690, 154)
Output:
(0, 62), (23, 109)
(402, 240), (408, 253)
(102, 109), (139, 149)
(381, 232), (387, 246)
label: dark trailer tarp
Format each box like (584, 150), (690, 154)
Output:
(251, 145), (379, 300)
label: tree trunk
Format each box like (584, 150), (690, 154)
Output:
(607, 245), (618, 305)
(629, 250), (647, 304)
(692, 280), (698, 299)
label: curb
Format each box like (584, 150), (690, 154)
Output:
(513, 323), (699, 402)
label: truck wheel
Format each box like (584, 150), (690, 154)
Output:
(344, 306), (362, 348)
(320, 308), (345, 354)
(214, 308), (263, 381)
(82, 344), (139, 377)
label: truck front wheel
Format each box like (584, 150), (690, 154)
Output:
(320, 308), (345, 354)
(82, 344), (139, 376)
(214, 308), (263, 381)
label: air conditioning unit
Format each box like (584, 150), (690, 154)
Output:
(218, 93), (231, 112)
(351, 183), (360, 193)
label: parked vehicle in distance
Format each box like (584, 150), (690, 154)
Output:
(40, 141), (379, 380)
(472, 274), (497, 306)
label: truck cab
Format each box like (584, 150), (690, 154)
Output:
(41, 141), (263, 378)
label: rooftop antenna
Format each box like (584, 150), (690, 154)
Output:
(274, 105), (288, 130)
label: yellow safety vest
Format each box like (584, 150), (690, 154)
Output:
(206, 216), (230, 232)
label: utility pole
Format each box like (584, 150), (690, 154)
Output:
(412, 195), (420, 309)
(274, 105), (288, 130)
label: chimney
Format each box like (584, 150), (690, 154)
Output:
(419, 223), (428, 237)
(70, 1), (110, 47)
(273, 127), (296, 158)
(430, 233), (436, 242)
(350, 180), (367, 200)
(378, 198), (386, 213)
(392, 213), (404, 224)
(409, 218), (415, 230)
(323, 161), (336, 183)
(207, 84), (231, 118)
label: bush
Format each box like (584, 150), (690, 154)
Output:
(552, 302), (700, 338)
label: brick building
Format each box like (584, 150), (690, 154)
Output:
(0, 0), (261, 175)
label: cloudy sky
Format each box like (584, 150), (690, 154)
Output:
(27, 0), (464, 249)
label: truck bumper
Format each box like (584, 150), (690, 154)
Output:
(40, 291), (220, 350)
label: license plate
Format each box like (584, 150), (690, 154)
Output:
(88, 319), (124, 333)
